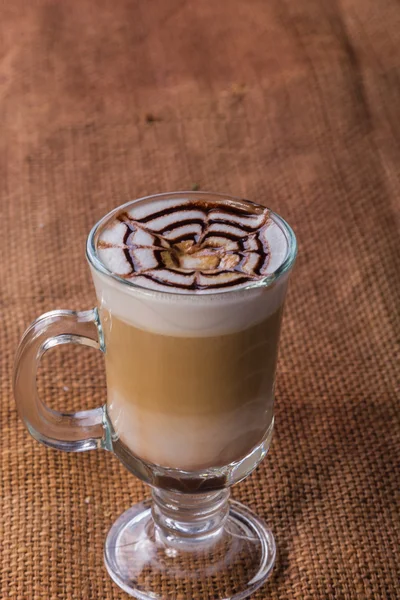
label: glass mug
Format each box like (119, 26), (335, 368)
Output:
(14, 192), (297, 599)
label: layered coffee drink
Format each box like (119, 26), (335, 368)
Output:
(91, 194), (290, 471)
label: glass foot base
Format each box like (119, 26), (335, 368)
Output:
(104, 498), (276, 599)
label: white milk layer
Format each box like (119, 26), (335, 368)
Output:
(108, 391), (274, 470)
(91, 267), (288, 336)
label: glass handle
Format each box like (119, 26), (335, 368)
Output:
(13, 308), (105, 452)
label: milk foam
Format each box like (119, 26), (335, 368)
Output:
(90, 195), (292, 336)
(97, 197), (288, 293)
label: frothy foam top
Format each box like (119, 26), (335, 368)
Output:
(96, 196), (288, 294)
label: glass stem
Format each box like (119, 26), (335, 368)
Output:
(151, 488), (230, 549)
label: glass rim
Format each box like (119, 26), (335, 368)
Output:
(86, 191), (297, 297)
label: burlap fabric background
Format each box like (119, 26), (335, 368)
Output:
(1, 1), (399, 598)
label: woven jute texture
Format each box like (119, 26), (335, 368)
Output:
(1, 0), (399, 598)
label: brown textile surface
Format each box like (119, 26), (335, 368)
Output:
(1, 0), (399, 598)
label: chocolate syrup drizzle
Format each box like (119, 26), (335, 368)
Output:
(98, 200), (272, 291)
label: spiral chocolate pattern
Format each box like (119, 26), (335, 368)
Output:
(97, 198), (275, 292)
